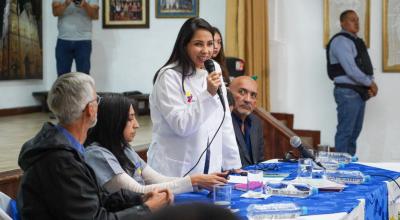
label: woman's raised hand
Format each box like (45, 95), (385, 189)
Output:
(206, 72), (222, 96)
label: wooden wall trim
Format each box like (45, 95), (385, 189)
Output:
(254, 107), (321, 160)
(0, 106), (41, 117)
(271, 112), (294, 129)
(0, 169), (22, 199)
(293, 129), (321, 150)
(254, 107), (296, 159)
(254, 107), (297, 138)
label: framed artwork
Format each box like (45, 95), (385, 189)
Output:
(323, 0), (370, 47)
(383, 0), (400, 72)
(0, 0), (43, 80)
(156, 0), (199, 18)
(103, 0), (149, 28)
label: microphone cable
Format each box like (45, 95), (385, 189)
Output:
(183, 110), (225, 177)
(367, 174), (400, 190)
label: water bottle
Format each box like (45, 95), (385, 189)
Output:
(318, 151), (358, 164)
(316, 154), (344, 170)
(264, 182), (318, 198)
(247, 202), (307, 220)
(325, 170), (370, 184)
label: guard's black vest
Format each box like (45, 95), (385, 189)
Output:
(326, 32), (373, 80)
(326, 32), (373, 101)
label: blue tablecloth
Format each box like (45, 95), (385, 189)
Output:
(175, 162), (400, 220)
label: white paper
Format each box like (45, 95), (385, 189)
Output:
(227, 175), (247, 184)
(240, 191), (271, 199)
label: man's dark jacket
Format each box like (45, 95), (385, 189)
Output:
(231, 113), (265, 167)
(17, 122), (150, 220)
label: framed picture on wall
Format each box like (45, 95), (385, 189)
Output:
(156, 0), (199, 18)
(0, 0), (43, 80)
(323, 0), (370, 47)
(103, 0), (149, 28)
(383, 0), (400, 72)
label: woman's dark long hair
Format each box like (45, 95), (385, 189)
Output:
(85, 93), (136, 174)
(212, 26), (230, 85)
(152, 17), (214, 93)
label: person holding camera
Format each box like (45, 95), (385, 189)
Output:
(52, 0), (99, 76)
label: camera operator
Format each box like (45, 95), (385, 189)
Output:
(52, 0), (99, 76)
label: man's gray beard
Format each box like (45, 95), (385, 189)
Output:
(238, 109), (252, 116)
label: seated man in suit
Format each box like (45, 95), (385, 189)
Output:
(229, 76), (264, 167)
(17, 72), (173, 220)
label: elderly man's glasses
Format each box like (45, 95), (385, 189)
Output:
(83, 95), (102, 111)
(89, 95), (102, 105)
(95, 95), (102, 105)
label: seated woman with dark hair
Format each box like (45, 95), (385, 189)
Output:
(85, 93), (227, 194)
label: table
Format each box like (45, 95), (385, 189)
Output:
(359, 162), (400, 220)
(175, 161), (400, 220)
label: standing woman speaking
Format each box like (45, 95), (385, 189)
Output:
(148, 17), (241, 177)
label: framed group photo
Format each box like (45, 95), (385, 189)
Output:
(383, 0), (400, 72)
(103, 0), (149, 28)
(323, 0), (370, 47)
(156, 0), (199, 18)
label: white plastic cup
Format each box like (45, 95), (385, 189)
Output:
(213, 184), (232, 208)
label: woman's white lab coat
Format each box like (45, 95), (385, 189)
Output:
(147, 61), (242, 177)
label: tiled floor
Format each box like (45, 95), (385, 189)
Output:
(0, 112), (152, 172)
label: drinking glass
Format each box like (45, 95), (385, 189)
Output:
(297, 158), (313, 179)
(247, 170), (264, 193)
(213, 184), (232, 208)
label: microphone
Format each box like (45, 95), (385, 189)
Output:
(290, 136), (325, 168)
(204, 59), (226, 111)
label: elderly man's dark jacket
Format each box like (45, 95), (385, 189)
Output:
(17, 122), (150, 220)
(231, 113), (265, 167)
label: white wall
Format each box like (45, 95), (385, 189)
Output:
(269, 0), (400, 162)
(0, 0), (226, 109)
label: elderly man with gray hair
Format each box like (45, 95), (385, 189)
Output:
(17, 72), (172, 220)
(229, 76), (264, 167)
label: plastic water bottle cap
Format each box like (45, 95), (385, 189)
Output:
(301, 206), (308, 215)
(338, 162), (345, 168)
(311, 187), (318, 195)
(351, 156), (358, 162)
(364, 175), (371, 183)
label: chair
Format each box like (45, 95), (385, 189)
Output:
(32, 91), (50, 112)
(0, 192), (12, 220)
(123, 91), (150, 115)
(225, 57), (245, 77)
